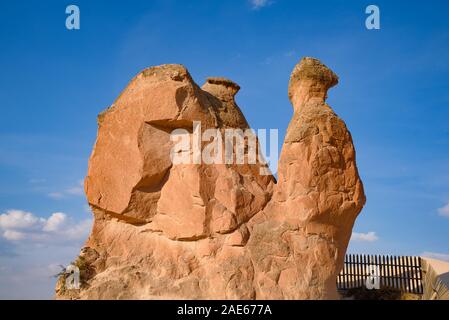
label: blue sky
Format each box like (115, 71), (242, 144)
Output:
(0, 0), (448, 299)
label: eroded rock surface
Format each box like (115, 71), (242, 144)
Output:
(56, 57), (365, 300)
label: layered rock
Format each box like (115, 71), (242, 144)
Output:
(56, 57), (365, 300)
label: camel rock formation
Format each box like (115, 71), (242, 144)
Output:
(55, 57), (365, 300)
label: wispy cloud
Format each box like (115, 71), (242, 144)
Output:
(284, 50), (297, 58)
(48, 180), (84, 200)
(351, 231), (379, 242)
(437, 202), (449, 217)
(48, 192), (65, 199)
(421, 251), (449, 262)
(28, 178), (46, 184)
(65, 180), (84, 196)
(3, 230), (26, 241)
(250, 0), (271, 10)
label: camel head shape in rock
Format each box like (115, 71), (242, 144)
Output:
(55, 57), (365, 300)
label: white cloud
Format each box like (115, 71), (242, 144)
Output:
(43, 212), (67, 232)
(0, 209), (91, 243)
(64, 219), (92, 240)
(437, 202), (449, 217)
(421, 252), (449, 262)
(0, 209), (92, 299)
(351, 231), (379, 242)
(250, 0), (271, 10)
(0, 210), (43, 230)
(3, 230), (25, 241)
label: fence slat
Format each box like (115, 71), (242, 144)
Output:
(356, 254), (361, 288)
(394, 256), (399, 289)
(374, 255), (379, 288)
(363, 254), (367, 288)
(418, 257), (423, 293)
(343, 255), (349, 289)
(405, 256), (410, 292)
(385, 255), (390, 288)
(350, 254), (355, 288)
(413, 256), (419, 294)
(402, 256), (407, 291)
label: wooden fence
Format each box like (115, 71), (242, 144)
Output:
(337, 254), (423, 294)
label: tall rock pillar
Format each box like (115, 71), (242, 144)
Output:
(248, 57), (366, 299)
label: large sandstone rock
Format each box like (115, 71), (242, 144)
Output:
(56, 57), (365, 300)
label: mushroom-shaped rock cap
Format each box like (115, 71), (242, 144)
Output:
(288, 57), (339, 101)
(205, 77), (240, 90)
(202, 77), (240, 102)
(140, 64), (193, 82)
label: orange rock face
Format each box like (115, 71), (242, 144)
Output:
(56, 57), (365, 300)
